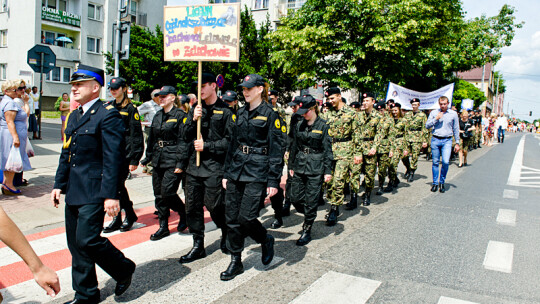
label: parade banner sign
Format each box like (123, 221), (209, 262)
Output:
(461, 98), (474, 110)
(385, 82), (454, 110)
(163, 3), (240, 62)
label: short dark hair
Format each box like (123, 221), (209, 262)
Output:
(32, 86), (37, 89)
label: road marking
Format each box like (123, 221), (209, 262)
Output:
(496, 209), (517, 226)
(507, 135), (525, 186)
(438, 296), (479, 304)
(483, 241), (514, 273)
(290, 271), (381, 304)
(0, 233), (67, 267)
(502, 189), (519, 199)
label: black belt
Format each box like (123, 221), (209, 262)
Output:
(157, 140), (176, 147)
(332, 136), (352, 143)
(395, 135), (404, 138)
(301, 147), (322, 154)
(239, 145), (268, 155)
(360, 137), (374, 141)
(409, 128), (423, 131)
(433, 135), (451, 140)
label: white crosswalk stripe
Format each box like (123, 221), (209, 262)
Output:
(483, 241), (514, 273)
(438, 296), (479, 304)
(290, 271), (381, 304)
(507, 135), (540, 188)
(496, 209), (517, 226)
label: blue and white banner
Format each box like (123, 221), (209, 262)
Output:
(461, 99), (474, 111)
(385, 82), (454, 110)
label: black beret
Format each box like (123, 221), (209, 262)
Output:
(361, 92), (376, 99)
(325, 87), (341, 97)
(410, 98), (421, 104)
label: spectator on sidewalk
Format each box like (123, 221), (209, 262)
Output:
(0, 206), (60, 300)
(137, 89), (161, 174)
(1, 79), (32, 195)
(58, 93), (70, 141)
(486, 113), (496, 146)
(27, 88), (39, 140)
(425, 96), (460, 193)
(495, 113), (508, 143)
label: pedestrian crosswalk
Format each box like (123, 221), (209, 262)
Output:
(507, 135), (540, 188)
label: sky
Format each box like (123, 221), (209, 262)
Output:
(462, 0), (540, 122)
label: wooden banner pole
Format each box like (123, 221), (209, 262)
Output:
(196, 60), (202, 166)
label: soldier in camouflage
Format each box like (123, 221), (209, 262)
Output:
(403, 98), (428, 182)
(374, 101), (393, 196)
(320, 87), (358, 226)
(386, 102), (406, 192)
(347, 92), (383, 207)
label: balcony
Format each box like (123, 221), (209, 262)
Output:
(45, 44), (80, 62)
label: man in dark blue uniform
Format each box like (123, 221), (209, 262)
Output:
(51, 65), (136, 304)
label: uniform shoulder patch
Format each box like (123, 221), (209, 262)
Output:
(105, 105), (114, 110)
(232, 114), (236, 122)
(274, 118), (281, 129)
(281, 126), (287, 133)
(134, 113), (140, 120)
(183, 117), (187, 124)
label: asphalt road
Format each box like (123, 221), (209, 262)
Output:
(3, 131), (540, 304)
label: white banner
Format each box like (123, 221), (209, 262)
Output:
(385, 82), (454, 110)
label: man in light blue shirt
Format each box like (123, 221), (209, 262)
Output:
(425, 96), (460, 193)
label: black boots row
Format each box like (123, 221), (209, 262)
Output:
(150, 216), (188, 241)
(220, 234), (274, 281)
(103, 210), (139, 233)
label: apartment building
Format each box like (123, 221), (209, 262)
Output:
(0, 0), (165, 108)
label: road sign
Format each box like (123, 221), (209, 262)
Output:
(216, 74), (225, 88)
(27, 45), (56, 73)
(112, 21), (131, 60)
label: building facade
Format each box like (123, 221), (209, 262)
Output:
(0, 0), (165, 109)
(457, 62), (502, 115)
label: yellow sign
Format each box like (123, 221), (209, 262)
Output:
(163, 4), (240, 62)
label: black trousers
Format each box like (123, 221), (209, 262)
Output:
(225, 180), (267, 253)
(65, 204), (135, 301)
(119, 165), (136, 218)
(185, 173), (226, 238)
(152, 167), (184, 220)
(290, 173), (323, 226)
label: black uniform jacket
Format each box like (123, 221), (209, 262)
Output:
(141, 107), (187, 169)
(104, 100), (144, 166)
(287, 113), (303, 152)
(181, 99), (234, 177)
(54, 101), (125, 205)
(289, 116), (333, 176)
(224, 101), (285, 188)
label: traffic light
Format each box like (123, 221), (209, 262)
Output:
(530, 111), (532, 116)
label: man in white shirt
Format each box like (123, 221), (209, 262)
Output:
(495, 114), (508, 143)
(30, 86), (41, 139)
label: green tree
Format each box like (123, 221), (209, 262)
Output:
(452, 79), (487, 110)
(268, 0), (522, 94)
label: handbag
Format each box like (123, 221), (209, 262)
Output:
(26, 137), (35, 157)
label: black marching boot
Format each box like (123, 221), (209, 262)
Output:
(383, 180), (394, 193)
(393, 177), (400, 187)
(220, 228), (229, 254)
(179, 236), (207, 263)
(103, 214), (123, 233)
(407, 170), (415, 182)
(362, 189), (372, 206)
(261, 234), (275, 265)
(317, 193), (326, 206)
(281, 200), (291, 217)
(344, 193), (357, 210)
(296, 224), (312, 246)
(220, 253), (244, 281)
(120, 209), (138, 232)
(375, 180), (384, 195)
(150, 219), (170, 241)
(271, 215), (283, 229)
(326, 205), (339, 226)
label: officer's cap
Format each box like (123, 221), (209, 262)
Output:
(288, 96), (301, 107)
(410, 98), (421, 104)
(269, 89), (279, 96)
(178, 94), (189, 104)
(192, 72), (217, 85)
(238, 74), (266, 88)
(296, 95), (317, 115)
(325, 87), (341, 97)
(222, 90), (238, 102)
(70, 64), (104, 86)
(362, 92), (376, 100)
(109, 77), (127, 90)
(158, 86), (177, 96)
(350, 101), (361, 108)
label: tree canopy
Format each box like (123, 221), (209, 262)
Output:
(268, 0), (523, 95)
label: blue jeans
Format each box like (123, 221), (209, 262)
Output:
(431, 137), (453, 185)
(498, 127), (505, 142)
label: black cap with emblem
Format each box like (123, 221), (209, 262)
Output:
(109, 77), (127, 90)
(222, 90), (238, 102)
(70, 64), (105, 86)
(295, 95), (317, 115)
(238, 74), (266, 88)
(178, 94), (189, 104)
(158, 86), (177, 95)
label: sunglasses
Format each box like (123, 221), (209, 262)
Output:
(17, 86), (26, 91)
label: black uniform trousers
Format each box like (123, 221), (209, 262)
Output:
(152, 167), (184, 220)
(65, 203), (135, 301)
(289, 173), (323, 226)
(225, 180), (267, 253)
(119, 165), (136, 218)
(185, 173), (226, 238)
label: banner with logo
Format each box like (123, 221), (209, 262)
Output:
(163, 3), (240, 62)
(385, 82), (454, 110)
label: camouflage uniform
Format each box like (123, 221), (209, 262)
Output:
(354, 109), (383, 203)
(404, 111), (428, 171)
(321, 105), (358, 206)
(388, 116), (407, 183)
(375, 112), (393, 193)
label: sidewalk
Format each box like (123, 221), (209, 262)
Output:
(1, 119), (155, 232)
